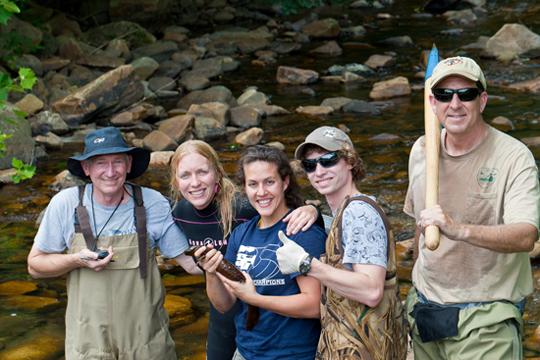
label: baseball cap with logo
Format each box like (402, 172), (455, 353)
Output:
(67, 127), (150, 179)
(429, 56), (487, 91)
(295, 126), (354, 159)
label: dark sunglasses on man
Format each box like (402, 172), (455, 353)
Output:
(301, 151), (341, 173)
(432, 87), (482, 103)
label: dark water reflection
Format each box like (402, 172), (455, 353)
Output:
(1, 0), (540, 358)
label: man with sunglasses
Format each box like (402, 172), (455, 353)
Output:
(404, 56), (539, 359)
(275, 126), (407, 359)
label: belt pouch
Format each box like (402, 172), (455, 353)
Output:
(410, 302), (459, 342)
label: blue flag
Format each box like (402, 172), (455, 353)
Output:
(425, 44), (440, 81)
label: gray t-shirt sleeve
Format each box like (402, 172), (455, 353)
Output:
(142, 188), (189, 258)
(341, 200), (387, 269)
(34, 187), (79, 253)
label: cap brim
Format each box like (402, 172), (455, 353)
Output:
(67, 147), (150, 180)
(430, 71), (479, 89)
(294, 141), (342, 159)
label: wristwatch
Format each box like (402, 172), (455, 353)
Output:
(299, 255), (313, 275)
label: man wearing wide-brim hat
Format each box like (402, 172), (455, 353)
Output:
(28, 127), (201, 359)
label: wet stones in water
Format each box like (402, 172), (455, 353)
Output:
(187, 103), (230, 127)
(0, 281), (37, 296)
(276, 66), (319, 85)
(194, 117), (227, 141)
(326, 63), (373, 76)
(0, 327), (64, 360)
(310, 41), (342, 56)
(143, 130), (178, 152)
(179, 74), (211, 92)
(490, 116), (514, 132)
(507, 76), (540, 94)
(369, 77), (411, 100)
(230, 106), (262, 128)
(149, 151), (175, 169)
(442, 9), (477, 26)
(237, 88), (268, 107)
(320, 97), (352, 111)
(485, 24), (540, 62)
(34, 132), (63, 150)
(157, 114), (194, 143)
(302, 18), (341, 39)
(131, 41), (178, 63)
(164, 294), (196, 329)
(235, 127), (263, 146)
(364, 54), (395, 69)
(252, 104), (290, 117)
(177, 86), (236, 110)
(377, 36), (413, 47)
(342, 100), (381, 115)
(131, 57), (159, 80)
(295, 105), (334, 117)
(1, 295), (60, 311)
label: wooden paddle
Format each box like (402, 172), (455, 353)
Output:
(424, 45), (440, 251)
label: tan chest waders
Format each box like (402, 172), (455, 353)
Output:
(65, 185), (176, 360)
(316, 196), (408, 360)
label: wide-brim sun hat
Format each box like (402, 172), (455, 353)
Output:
(294, 126), (354, 159)
(67, 126), (150, 179)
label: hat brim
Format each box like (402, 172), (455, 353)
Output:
(67, 147), (150, 180)
(294, 141), (342, 159)
(430, 71), (480, 90)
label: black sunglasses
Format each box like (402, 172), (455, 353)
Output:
(301, 151), (341, 173)
(432, 88), (481, 103)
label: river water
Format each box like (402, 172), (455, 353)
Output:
(0, 0), (539, 358)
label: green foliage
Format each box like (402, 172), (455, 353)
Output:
(0, 67), (36, 102)
(0, 0), (37, 185)
(0, 0), (20, 26)
(11, 157), (35, 183)
(0, 132), (10, 156)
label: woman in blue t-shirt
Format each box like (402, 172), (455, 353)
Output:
(196, 145), (326, 360)
(169, 140), (321, 360)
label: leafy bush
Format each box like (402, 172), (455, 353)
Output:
(0, 0), (37, 183)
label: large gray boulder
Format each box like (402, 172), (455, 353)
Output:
(0, 107), (34, 169)
(52, 65), (144, 125)
(485, 24), (540, 62)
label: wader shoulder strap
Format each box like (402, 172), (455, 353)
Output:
(75, 185), (97, 251)
(132, 184), (148, 279)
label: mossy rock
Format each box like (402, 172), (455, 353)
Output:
(81, 21), (156, 49)
(0, 281), (38, 296)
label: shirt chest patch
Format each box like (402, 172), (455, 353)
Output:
(477, 167), (498, 187)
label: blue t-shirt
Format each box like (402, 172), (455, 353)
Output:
(225, 214), (326, 360)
